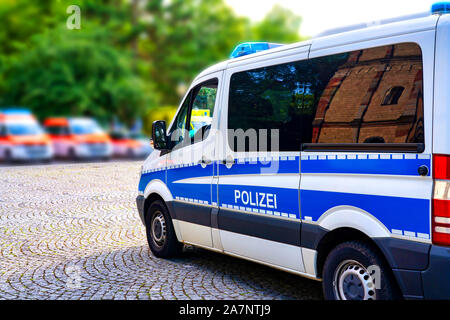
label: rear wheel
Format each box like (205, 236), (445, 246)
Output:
(322, 241), (400, 300)
(68, 148), (77, 161)
(145, 200), (182, 258)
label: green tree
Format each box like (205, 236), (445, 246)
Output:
(0, 29), (151, 125)
(0, 0), (307, 131)
(251, 5), (305, 43)
(141, 0), (249, 105)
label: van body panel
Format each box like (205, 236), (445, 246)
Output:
(434, 15), (450, 155)
(301, 30), (435, 246)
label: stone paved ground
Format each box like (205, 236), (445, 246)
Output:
(0, 161), (322, 300)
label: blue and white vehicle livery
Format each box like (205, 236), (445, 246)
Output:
(137, 4), (450, 300)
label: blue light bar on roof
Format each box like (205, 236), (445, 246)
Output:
(432, 2), (450, 14)
(230, 42), (283, 59)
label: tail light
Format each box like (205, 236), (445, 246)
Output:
(432, 154), (450, 246)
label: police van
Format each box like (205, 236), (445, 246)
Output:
(137, 4), (450, 300)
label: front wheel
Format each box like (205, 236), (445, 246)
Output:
(145, 200), (182, 258)
(322, 241), (400, 300)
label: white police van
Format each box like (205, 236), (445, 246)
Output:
(137, 3), (450, 300)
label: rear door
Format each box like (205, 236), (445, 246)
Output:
(300, 33), (435, 247)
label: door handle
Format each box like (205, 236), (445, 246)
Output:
(221, 157), (236, 168)
(198, 156), (212, 168)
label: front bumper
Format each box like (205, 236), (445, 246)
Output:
(10, 145), (53, 161)
(136, 195), (145, 225)
(422, 245), (450, 299)
(75, 143), (113, 158)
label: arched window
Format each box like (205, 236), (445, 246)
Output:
(382, 86), (405, 105)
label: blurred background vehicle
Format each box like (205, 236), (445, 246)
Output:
(0, 109), (53, 162)
(0, 1), (431, 165)
(44, 117), (112, 160)
(110, 131), (153, 159)
(0, 1), (306, 165)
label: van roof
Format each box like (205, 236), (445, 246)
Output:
(193, 11), (438, 82)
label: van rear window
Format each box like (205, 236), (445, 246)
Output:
(228, 42), (424, 153)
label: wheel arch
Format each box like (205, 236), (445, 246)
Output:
(314, 227), (402, 297)
(143, 180), (182, 241)
(315, 227), (383, 278)
(312, 206), (401, 293)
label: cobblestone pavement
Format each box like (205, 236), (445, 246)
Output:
(0, 161), (322, 300)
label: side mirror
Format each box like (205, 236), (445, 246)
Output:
(152, 120), (169, 150)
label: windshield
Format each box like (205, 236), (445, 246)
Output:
(129, 133), (146, 140)
(6, 122), (44, 135)
(70, 120), (104, 135)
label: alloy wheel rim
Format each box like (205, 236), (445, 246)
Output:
(151, 211), (167, 248)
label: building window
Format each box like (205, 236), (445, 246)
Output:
(382, 86), (405, 105)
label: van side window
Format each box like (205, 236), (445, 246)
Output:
(169, 93), (191, 147)
(308, 42), (424, 147)
(228, 60), (310, 152)
(228, 42), (424, 152)
(46, 125), (69, 136)
(188, 80), (218, 143)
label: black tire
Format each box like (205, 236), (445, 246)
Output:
(126, 148), (135, 159)
(4, 149), (12, 163)
(68, 148), (77, 161)
(322, 241), (400, 300)
(145, 200), (182, 258)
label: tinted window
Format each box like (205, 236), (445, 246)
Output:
(228, 60), (310, 152)
(227, 42), (424, 152)
(170, 79), (218, 149)
(309, 43), (424, 145)
(46, 125), (69, 135)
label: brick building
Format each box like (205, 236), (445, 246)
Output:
(311, 43), (424, 144)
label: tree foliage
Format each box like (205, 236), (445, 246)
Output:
(0, 0), (307, 128)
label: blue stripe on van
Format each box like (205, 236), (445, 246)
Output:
(300, 189), (430, 237)
(301, 154), (431, 176)
(169, 181), (212, 205)
(138, 170), (166, 192)
(167, 163), (214, 204)
(218, 156), (299, 176)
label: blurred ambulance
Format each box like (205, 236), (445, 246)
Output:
(0, 109), (53, 162)
(110, 131), (153, 158)
(43, 117), (112, 160)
